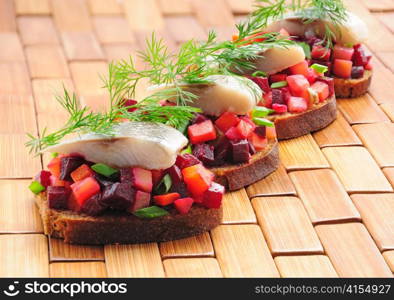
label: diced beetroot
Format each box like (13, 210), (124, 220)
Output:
(47, 186), (70, 210)
(289, 60), (309, 77)
(260, 91), (273, 108)
(151, 169), (164, 187)
(272, 103), (288, 114)
(202, 182), (224, 209)
(188, 120), (217, 144)
(174, 197), (194, 215)
(310, 81), (329, 102)
(182, 164), (214, 197)
(70, 177), (100, 211)
(166, 165), (183, 185)
(94, 174), (115, 189)
(247, 76), (270, 93)
(192, 113), (208, 124)
(123, 99), (138, 112)
(311, 45), (331, 61)
(272, 89), (284, 105)
(175, 154), (201, 169)
(287, 96), (308, 113)
(316, 77), (334, 96)
(306, 68), (318, 84)
(353, 46), (369, 66)
(213, 136), (231, 164)
(351, 66), (365, 79)
(280, 87), (292, 104)
(153, 192), (180, 206)
(120, 167), (133, 183)
(129, 190), (151, 212)
(131, 167), (152, 193)
(214, 112), (240, 133)
(70, 164), (94, 182)
(248, 132), (268, 151)
(169, 181), (189, 198)
(59, 156), (85, 180)
(47, 156), (62, 178)
(80, 193), (107, 216)
(333, 45), (354, 61)
(230, 139), (250, 163)
(287, 75), (310, 99)
(35, 170), (52, 188)
(254, 126), (266, 138)
(269, 73), (287, 83)
(248, 140), (256, 155)
(333, 59), (352, 78)
(101, 182), (135, 210)
(192, 143), (215, 166)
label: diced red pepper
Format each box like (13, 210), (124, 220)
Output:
(214, 112), (240, 133)
(202, 182), (224, 209)
(182, 164), (214, 197)
(153, 192), (180, 206)
(272, 103), (288, 114)
(287, 96), (308, 113)
(311, 45), (331, 61)
(188, 120), (217, 144)
(174, 197), (194, 214)
(248, 132), (268, 151)
(333, 45), (354, 61)
(70, 177), (100, 211)
(310, 81), (329, 102)
(333, 59), (352, 78)
(70, 164), (94, 182)
(289, 60), (309, 77)
(132, 167), (152, 193)
(287, 75), (310, 100)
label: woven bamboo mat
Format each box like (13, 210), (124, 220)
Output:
(0, 0), (393, 278)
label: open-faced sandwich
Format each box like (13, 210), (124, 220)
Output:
(27, 90), (225, 245)
(250, 0), (372, 98)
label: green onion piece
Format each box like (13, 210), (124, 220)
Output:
(252, 117), (275, 127)
(297, 42), (311, 59)
(133, 206), (169, 218)
(270, 81), (288, 89)
(251, 70), (267, 77)
(155, 174), (172, 194)
(91, 163), (118, 177)
(310, 63), (328, 74)
(51, 152), (58, 158)
(181, 145), (192, 154)
(29, 181), (45, 194)
(251, 106), (275, 118)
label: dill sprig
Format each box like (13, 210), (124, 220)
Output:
(240, 0), (348, 49)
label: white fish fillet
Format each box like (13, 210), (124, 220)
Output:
(266, 12), (368, 46)
(45, 122), (188, 170)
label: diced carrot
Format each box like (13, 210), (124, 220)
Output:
(153, 193), (180, 206)
(182, 164), (214, 197)
(71, 164), (94, 182)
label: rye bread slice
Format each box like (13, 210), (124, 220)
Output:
(209, 139), (279, 191)
(267, 94), (337, 140)
(35, 193), (222, 245)
(334, 70), (372, 98)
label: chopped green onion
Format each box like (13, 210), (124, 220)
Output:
(270, 81), (288, 89)
(91, 163), (118, 177)
(251, 106), (275, 118)
(252, 117), (275, 127)
(181, 145), (192, 154)
(310, 63), (328, 74)
(251, 70), (267, 77)
(297, 42), (311, 59)
(51, 152), (58, 158)
(155, 174), (172, 194)
(29, 181), (45, 194)
(133, 206), (169, 218)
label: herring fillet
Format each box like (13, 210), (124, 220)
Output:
(45, 122), (188, 170)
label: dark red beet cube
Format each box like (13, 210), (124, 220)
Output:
(175, 154), (201, 169)
(60, 156), (85, 180)
(353, 47), (369, 66)
(192, 113), (208, 124)
(246, 76), (270, 93)
(316, 76), (334, 96)
(214, 136), (231, 165)
(280, 87), (292, 105)
(120, 168), (133, 183)
(170, 181), (189, 198)
(47, 186), (70, 210)
(80, 193), (107, 216)
(272, 89), (284, 105)
(123, 99), (138, 112)
(351, 66), (365, 79)
(254, 126), (266, 138)
(192, 143), (215, 166)
(129, 190), (151, 212)
(35, 170), (52, 188)
(101, 182), (135, 210)
(230, 140), (250, 164)
(248, 140), (256, 155)
(94, 174), (115, 189)
(166, 165), (183, 185)
(202, 182), (225, 209)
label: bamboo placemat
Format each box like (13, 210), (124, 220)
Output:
(0, 0), (393, 278)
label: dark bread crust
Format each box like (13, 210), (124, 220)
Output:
(334, 70), (372, 98)
(35, 193), (222, 245)
(267, 94), (337, 140)
(209, 139), (279, 191)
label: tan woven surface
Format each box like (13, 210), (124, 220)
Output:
(0, 0), (393, 278)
